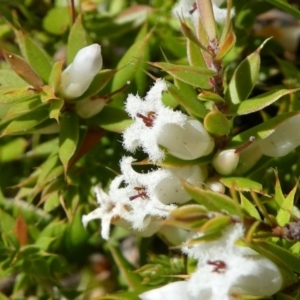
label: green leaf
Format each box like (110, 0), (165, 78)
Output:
(182, 181), (242, 216)
(107, 243), (142, 291)
(225, 43), (264, 105)
(220, 177), (263, 193)
(253, 240), (300, 274)
(110, 25), (150, 107)
(150, 62), (215, 89)
(187, 38), (206, 68)
(49, 61), (64, 92)
(3, 50), (43, 91)
(0, 86), (38, 104)
(168, 80), (208, 118)
(67, 15), (89, 65)
(21, 32), (52, 82)
(265, 0), (300, 20)
(88, 106), (132, 133)
(59, 111), (79, 174)
(274, 170), (285, 206)
(2, 98), (43, 121)
(200, 215), (232, 233)
(227, 89), (299, 116)
(0, 70), (28, 87)
(240, 194), (261, 220)
(204, 110), (230, 136)
(43, 7), (71, 35)
(49, 99), (64, 122)
(0, 138), (27, 163)
(276, 185), (297, 226)
(1, 108), (49, 136)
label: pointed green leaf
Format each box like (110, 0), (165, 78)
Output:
(49, 60), (64, 92)
(276, 185), (297, 226)
(186, 36), (206, 68)
(274, 171), (285, 206)
(59, 111), (79, 174)
(253, 240), (300, 274)
(220, 177), (263, 193)
(49, 99), (64, 122)
(240, 194), (260, 220)
(1, 108), (49, 136)
(0, 86), (38, 104)
(197, 91), (224, 102)
(67, 15), (89, 65)
(225, 43), (265, 105)
(21, 32), (52, 82)
(168, 80), (208, 118)
(182, 181), (242, 216)
(150, 62), (215, 89)
(3, 98), (42, 119)
(36, 153), (63, 190)
(227, 89), (299, 116)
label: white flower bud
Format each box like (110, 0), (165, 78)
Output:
(157, 118), (215, 160)
(75, 97), (106, 118)
(60, 44), (102, 99)
(205, 177), (225, 193)
(154, 165), (208, 205)
(212, 149), (239, 175)
(259, 114), (300, 157)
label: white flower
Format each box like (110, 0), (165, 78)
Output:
(82, 157), (174, 239)
(123, 79), (214, 162)
(141, 224), (282, 300)
(82, 182), (128, 240)
(60, 44), (103, 99)
(172, 0), (234, 25)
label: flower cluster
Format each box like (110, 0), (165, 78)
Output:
(82, 79), (214, 239)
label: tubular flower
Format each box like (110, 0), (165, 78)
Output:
(140, 224), (282, 300)
(123, 79), (214, 162)
(60, 44), (103, 99)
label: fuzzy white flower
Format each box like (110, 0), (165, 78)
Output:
(82, 156), (174, 239)
(172, 0), (234, 25)
(140, 224), (282, 300)
(60, 44), (103, 99)
(123, 79), (214, 162)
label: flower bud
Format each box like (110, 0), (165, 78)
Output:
(212, 149), (239, 175)
(205, 177), (225, 193)
(75, 97), (106, 118)
(60, 44), (102, 99)
(154, 165), (208, 205)
(259, 114), (300, 157)
(157, 118), (215, 160)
